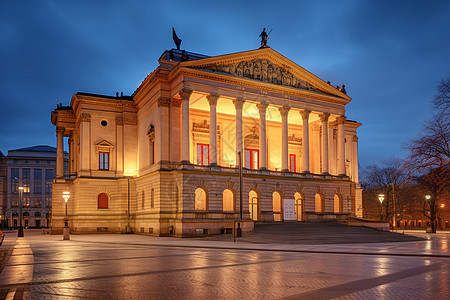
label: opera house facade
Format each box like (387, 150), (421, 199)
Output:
(51, 46), (362, 236)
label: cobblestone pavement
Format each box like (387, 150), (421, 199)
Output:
(0, 229), (448, 299)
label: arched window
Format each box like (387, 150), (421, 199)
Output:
(294, 192), (304, 221)
(315, 193), (324, 213)
(142, 191), (145, 209)
(249, 190), (259, 221)
(223, 189), (234, 212)
(334, 194), (343, 214)
(98, 193), (109, 209)
(273, 191), (282, 222)
(194, 188), (207, 211)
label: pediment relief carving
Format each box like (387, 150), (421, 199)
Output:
(189, 58), (329, 94)
(95, 140), (113, 148)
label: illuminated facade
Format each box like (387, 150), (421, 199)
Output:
(51, 47), (362, 236)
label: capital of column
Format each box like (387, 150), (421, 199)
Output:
(233, 98), (245, 110)
(336, 115), (347, 124)
(206, 94), (219, 106)
(299, 109), (311, 120)
(157, 97), (171, 107)
(179, 88), (192, 101)
(256, 102), (269, 114)
(171, 98), (182, 107)
(56, 127), (64, 134)
(319, 112), (330, 123)
(352, 136), (359, 142)
(278, 106), (291, 117)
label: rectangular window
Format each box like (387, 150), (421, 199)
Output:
(45, 182), (52, 195)
(45, 169), (53, 180)
(99, 152), (109, 170)
(245, 149), (259, 169)
(12, 196), (18, 207)
(45, 195), (51, 208)
(196, 144), (209, 166)
(22, 168), (30, 179)
(11, 168), (19, 192)
(35, 197), (42, 208)
(23, 196), (30, 207)
(289, 154), (296, 172)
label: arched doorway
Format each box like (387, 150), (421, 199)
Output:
(315, 193), (324, 213)
(334, 194), (343, 214)
(294, 192), (304, 221)
(12, 212), (18, 228)
(273, 191), (283, 222)
(23, 212), (30, 228)
(249, 190), (259, 221)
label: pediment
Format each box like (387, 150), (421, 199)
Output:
(180, 48), (349, 99)
(95, 140), (114, 148)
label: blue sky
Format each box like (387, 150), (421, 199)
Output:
(1, 0), (449, 167)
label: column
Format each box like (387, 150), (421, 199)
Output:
(68, 134), (73, 175)
(179, 89), (192, 163)
(337, 115), (347, 176)
(279, 106), (291, 171)
(257, 102), (268, 169)
(300, 110), (311, 173)
(233, 98), (245, 165)
(207, 94), (219, 166)
(352, 136), (359, 183)
(170, 98), (182, 162)
(319, 113), (330, 174)
(158, 97), (171, 162)
(56, 127), (64, 178)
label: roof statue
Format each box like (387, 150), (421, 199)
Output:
(259, 28), (272, 48)
(172, 27), (182, 50)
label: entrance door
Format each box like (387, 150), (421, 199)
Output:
(36, 220), (41, 227)
(249, 190), (259, 221)
(13, 219), (17, 228)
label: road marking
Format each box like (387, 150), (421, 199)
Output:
(5, 288), (16, 300)
(0, 238), (34, 286)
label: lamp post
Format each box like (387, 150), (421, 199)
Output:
(62, 191), (70, 240)
(18, 187), (24, 237)
(425, 194), (434, 233)
(378, 194), (385, 221)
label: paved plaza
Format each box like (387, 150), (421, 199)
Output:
(0, 225), (449, 299)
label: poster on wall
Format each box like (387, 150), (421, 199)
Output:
(283, 199), (296, 221)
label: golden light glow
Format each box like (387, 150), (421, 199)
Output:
(62, 191), (70, 203)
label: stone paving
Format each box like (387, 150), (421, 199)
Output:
(0, 225), (449, 299)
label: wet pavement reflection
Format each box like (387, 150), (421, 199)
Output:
(0, 229), (448, 299)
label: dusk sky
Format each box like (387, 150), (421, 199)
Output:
(1, 0), (449, 168)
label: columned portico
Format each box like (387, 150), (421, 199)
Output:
(207, 94), (219, 166)
(56, 126), (64, 178)
(179, 89), (192, 163)
(279, 106), (291, 171)
(337, 115), (347, 176)
(319, 113), (330, 174)
(257, 102), (268, 169)
(157, 97), (171, 162)
(300, 110), (311, 173)
(233, 98), (245, 164)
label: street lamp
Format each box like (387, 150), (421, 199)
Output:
(378, 194), (385, 221)
(62, 191), (70, 240)
(18, 187), (24, 237)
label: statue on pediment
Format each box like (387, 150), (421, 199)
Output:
(259, 28), (272, 48)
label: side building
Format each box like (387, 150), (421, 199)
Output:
(0, 146), (67, 229)
(51, 46), (363, 236)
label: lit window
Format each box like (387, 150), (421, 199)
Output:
(194, 188), (207, 211)
(223, 189), (234, 212)
(289, 154), (296, 172)
(99, 152), (109, 170)
(245, 149), (259, 169)
(197, 144), (209, 166)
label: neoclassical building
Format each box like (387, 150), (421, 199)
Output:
(51, 46), (362, 236)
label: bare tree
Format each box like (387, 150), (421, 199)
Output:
(360, 159), (410, 225)
(414, 165), (450, 233)
(433, 77), (450, 113)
